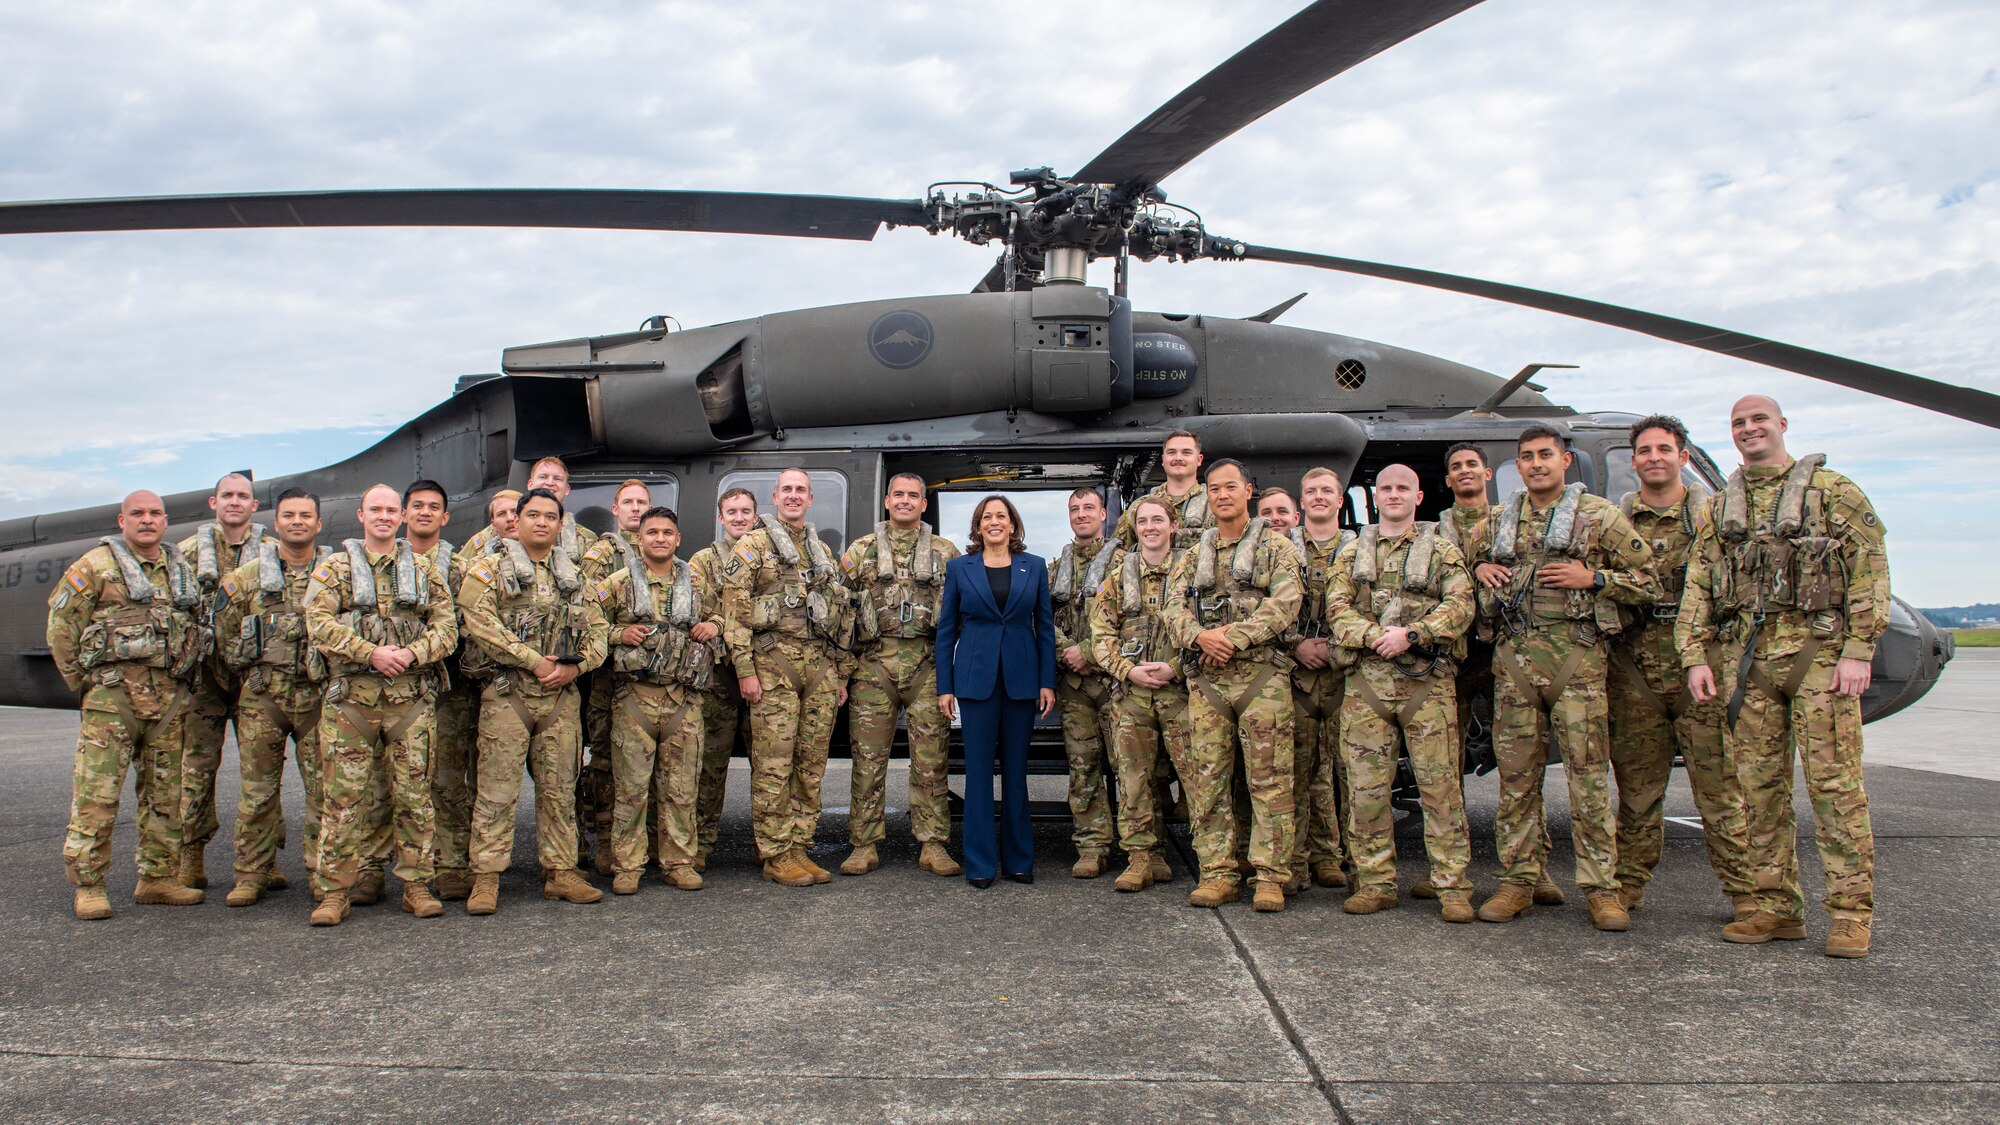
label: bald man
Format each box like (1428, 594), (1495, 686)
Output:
(1676, 395), (1889, 958)
(48, 491), (210, 918)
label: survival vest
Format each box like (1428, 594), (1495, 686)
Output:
(1111, 547), (1181, 668)
(221, 542), (332, 683)
(190, 521), (268, 590)
(459, 537), (594, 681)
(607, 558), (718, 691)
(1340, 523), (1464, 663)
(329, 538), (435, 678)
(1289, 526), (1357, 640)
(1051, 537), (1117, 649)
(1185, 517), (1290, 663)
(1484, 483), (1625, 637)
(852, 522), (951, 643)
(1707, 454), (1846, 618)
(741, 515), (851, 646)
(74, 537), (208, 682)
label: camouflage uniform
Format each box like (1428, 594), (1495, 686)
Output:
(689, 536), (746, 862)
(302, 542), (457, 897)
(841, 523), (960, 848)
(1050, 537), (1120, 860)
(1610, 493), (1752, 901)
(459, 539), (608, 876)
(720, 516), (854, 863)
(1675, 455), (1887, 921)
(415, 539), (477, 882)
(1162, 519), (1304, 887)
(213, 546), (328, 881)
(1088, 545), (1197, 856)
(596, 556), (723, 872)
(177, 523), (273, 866)
(48, 539), (208, 887)
(1327, 524), (1477, 893)
(1114, 482), (1213, 550)
(580, 529), (641, 857)
(1476, 485), (1657, 893)
(1286, 527), (1356, 880)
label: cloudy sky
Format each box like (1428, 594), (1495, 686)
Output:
(1, 1), (1994, 603)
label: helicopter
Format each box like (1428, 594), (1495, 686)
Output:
(0, 0), (1981, 740)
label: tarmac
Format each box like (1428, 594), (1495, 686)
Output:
(0, 655), (1995, 1123)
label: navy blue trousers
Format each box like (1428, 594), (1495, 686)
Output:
(958, 695), (1035, 881)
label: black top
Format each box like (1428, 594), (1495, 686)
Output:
(985, 563), (1012, 608)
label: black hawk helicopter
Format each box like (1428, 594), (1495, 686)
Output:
(0, 0), (1978, 745)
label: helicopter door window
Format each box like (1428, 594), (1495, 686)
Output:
(1605, 447), (1639, 501)
(1347, 485), (1373, 527)
(564, 476), (681, 537)
(716, 469), (849, 553)
(1493, 461), (1525, 505)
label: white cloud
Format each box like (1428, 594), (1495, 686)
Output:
(0, 0), (1995, 600)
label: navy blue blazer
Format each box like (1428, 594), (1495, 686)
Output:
(934, 551), (1057, 702)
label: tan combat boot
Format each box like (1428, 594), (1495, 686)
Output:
(1721, 910), (1807, 944)
(177, 842), (208, 889)
(1438, 891), (1475, 924)
(660, 865), (704, 891)
(762, 853), (815, 887)
(1148, 853), (1173, 883)
(1411, 878), (1438, 900)
(795, 850), (832, 884)
(1310, 859), (1347, 889)
(402, 883), (443, 918)
(1187, 879), (1241, 909)
(1617, 882), (1646, 911)
(1114, 852), (1155, 893)
(839, 845), (880, 876)
(73, 886), (113, 921)
(134, 876), (204, 906)
(918, 842), (963, 877)
(1252, 880), (1285, 912)
(1587, 890), (1631, 932)
(261, 867), (288, 891)
(543, 869), (604, 904)
(692, 852), (710, 874)
(1730, 894), (1758, 923)
(1342, 886), (1399, 915)
(1825, 915), (1871, 959)
(1072, 851), (1108, 879)
(351, 870), (386, 906)
(433, 869), (473, 902)
(466, 873), (500, 915)
(1533, 871), (1566, 905)
(1282, 870), (1309, 895)
(1476, 882), (1534, 923)
(611, 870), (641, 895)
(225, 875), (267, 908)
(310, 892), (351, 927)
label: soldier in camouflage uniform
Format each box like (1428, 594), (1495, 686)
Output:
(596, 506), (721, 894)
(1326, 466), (1479, 922)
(1086, 497), (1189, 892)
(176, 472), (275, 889)
(1114, 428), (1214, 550)
(1162, 459), (1304, 913)
(457, 490), (520, 559)
(458, 488), (609, 914)
(48, 490), (209, 919)
(721, 469), (855, 888)
(1283, 468), (1355, 893)
(687, 487), (759, 869)
(839, 473), (962, 877)
(399, 479), (477, 902)
(579, 478), (652, 875)
(1607, 417), (1754, 918)
(212, 487), (327, 907)
(301, 484), (458, 926)
(1471, 426), (1658, 932)
(1678, 396), (1888, 958)
(1050, 488), (1120, 877)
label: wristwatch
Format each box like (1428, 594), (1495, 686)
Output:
(1591, 570), (1606, 591)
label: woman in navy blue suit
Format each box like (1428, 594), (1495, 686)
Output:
(935, 495), (1056, 887)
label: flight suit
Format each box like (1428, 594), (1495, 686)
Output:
(459, 541), (608, 877)
(721, 516), (854, 864)
(1609, 493), (1752, 902)
(176, 522), (273, 878)
(1676, 455), (1888, 922)
(841, 524), (960, 850)
(213, 548), (328, 882)
(303, 543), (457, 898)
(1162, 519), (1304, 887)
(416, 538), (478, 887)
(48, 539), (207, 889)
(1326, 524), (1478, 895)
(1286, 527), (1354, 884)
(1088, 545), (1198, 857)
(596, 557), (722, 873)
(1476, 485), (1657, 894)
(1050, 537), (1120, 863)
(689, 536), (746, 864)
(579, 528), (641, 866)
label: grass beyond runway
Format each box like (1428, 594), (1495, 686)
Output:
(1951, 627), (2000, 647)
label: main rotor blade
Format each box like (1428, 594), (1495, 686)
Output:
(1244, 244), (2000, 430)
(1072, 0), (1484, 190)
(0, 189), (929, 241)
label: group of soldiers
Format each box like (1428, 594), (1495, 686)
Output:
(50, 394), (1888, 956)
